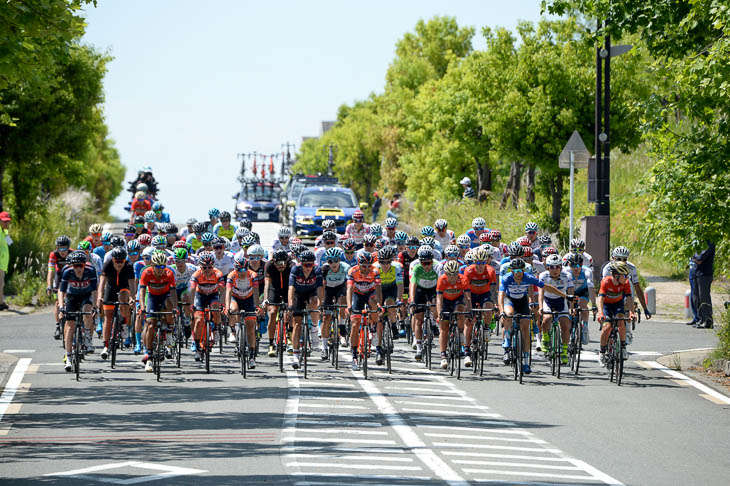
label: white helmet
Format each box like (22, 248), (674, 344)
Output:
(278, 226), (292, 237)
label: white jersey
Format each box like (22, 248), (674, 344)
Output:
(532, 259), (546, 276)
(563, 251), (594, 269)
(434, 230), (455, 250)
(214, 251), (236, 276)
(539, 270), (574, 300)
(172, 263), (198, 290)
(601, 260), (639, 297)
(272, 239), (291, 253)
(90, 253), (103, 279)
(344, 223), (369, 245)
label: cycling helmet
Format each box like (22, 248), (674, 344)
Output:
(352, 209), (364, 221)
(472, 247), (489, 262)
(417, 247), (434, 261)
(133, 216), (145, 225)
(610, 261), (630, 275)
(456, 234), (471, 247)
(174, 248), (188, 260)
(545, 254), (562, 267)
(378, 246), (395, 261)
(152, 235), (167, 248)
(444, 245), (460, 258)
(517, 236), (531, 247)
(127, 240), (140, 252)
(434, 219), (447, 230)
(325, 247), (343, 261)
(543, 247), (558, 256)
(508, 244), (523, 258)
(612, 246), (630, 259)
(156, 223), (169, 234)
(234, 252), (248, 268)
(152, 201), (163, 211)
(141, 247), (155, 259)
(134, 191), (145, 199)
(144, 210), (155, 222)
(393, 231), (407, 243)
(101, 232), (112, 243)
(290, 236), (301, 246)
(248, 244), (266, 257)
(421, 236), (435, 248)
(479, 232), (490, 243)
(208, 208), (220, 219)
(385, 217), (398, 229)
(471, 217), (486, 230)
(89, 223), (103, 234)
(363, 234), (378, 245)
(278, 226), (292, 237)
(273, 249), (289, 262)
(321, 219), (336, 230)
(443, 260), (460, 275)
(151, 252), (168, 266)
(201, 232), (215, 244)
(290, 243), (303, 257)
(370, 223), (383, 237)
(136, 183), (148, 193)
(522, 247), (534, 258)
(110, 236), (125, 248)
(218, 236), (231, 250)
(167, 223), (178, 234)
(137, 233), (152, 246)
(406, 236), (420, 247)
(357, 252), (374, 265)
(239, 218), (252, 230)
(570, 238), (586, 251)
(198, 252), (215, 266)
(241, 234), (256, 247)
(299, 250), (316, 263)
(464, 250), (474, 265)
(374, 239), (384, 250)
(509, 258), (526, 270)
(420, 226), (435, 237)
(107, 247), (125, 261)
(538, 234), (552, 246)
(566, 252), (584, 267)
(235, 226), (250, 238)
(220, 210), (231, 220)
(56, 235), (71, 247)
(67, 251), (87, 265)
(192, 222), (207, 234)
(525, 222), (539, 232)
(343, 238), (357, 251)
(125, 224), (136, 234)
(489, 229), (501, 241)
(172, 240), (187, 249)
(186, 217), (198, 225)
(322, 231), (337, 242)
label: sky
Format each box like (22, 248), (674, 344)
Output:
(81, 0), (550, 221)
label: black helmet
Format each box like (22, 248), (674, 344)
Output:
(133, 216), (145, 224)
(220, 210), (231, 220)
(510, 258), (526, 270)
(417, 247), (433, 261)
(167, 223), (178, 234)
(55, 235), (71, 247)
(299, 250), (316, 263)
(273, 249), (289, 262)
(110, 247), (127, 261)
(406, 236), (420, 247)
(240, 218), (252, 230)
(110, 236), (125, 248)
(508, 243), (523, 258)
(322, 231), (337, 242)
(192, 222), (207, 233)
(67, 251), (87, 265)
(125, 224), (136, 234)
(378, 246), (395, 260)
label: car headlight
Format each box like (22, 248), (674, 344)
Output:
(296, 215), (314, 224)
(237, 202), (252, 211)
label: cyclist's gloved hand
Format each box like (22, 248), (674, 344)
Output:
(644, 310), (652, 320)
(597, 313), (605, 323)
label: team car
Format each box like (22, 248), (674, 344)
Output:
(288, 185), (367, 238)
(233, 180), (282, 222)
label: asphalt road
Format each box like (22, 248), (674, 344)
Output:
(1, 223), (728, 485)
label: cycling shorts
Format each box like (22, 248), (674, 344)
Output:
(292, 290), (317, 316)
(175, 287), (191, 301)
(543, 296), (569, 317)
(575, 287), (590, 301)
(351, 290), (374, 313)
(441, 297), (464, 316)
(413, 287), (436, 307)
(65, 294), (93, 314)
(146, 292), (170, 314)
(324, 284), (346, 306)
(103, 286), (131, 306)
(267, 287), (287, 307)
(603, 301), (625, 318)
(381, 285), (398, 303)
(232, 295), (257, 318)
(194, 292), (220, 312)
(504, 295), (530, 316)
(471, 291), (492, 308)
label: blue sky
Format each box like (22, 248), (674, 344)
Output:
(81, 0), (549, 221)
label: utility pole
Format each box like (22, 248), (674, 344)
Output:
(281, 142), (295, 177)
(236, 153), (247, 181)
(325, 144), (338, 176)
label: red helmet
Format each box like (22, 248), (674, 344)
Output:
(543, 247), (558, 256)
(479, 232), (490, 243)
(522, 247), (534, 257)
(291, 237), (302, 246)
(518, 236), (531, 247)
(172, 240), (187, 249)
(489, 230), (501, 241)
(353, 209), (364, 221)
(138, 234), (152, 245)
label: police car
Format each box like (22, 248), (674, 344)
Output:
(288, 186), (367, 238)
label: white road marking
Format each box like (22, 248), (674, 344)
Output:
(298, 403), (366, 410)
(290, 472), (430, 480)
(297, 412), (376, 418)
(295, 387), (361, 394)
(419, 415), (516, 426)
(395, 400), (482, 409)
(300, 381), (356, 387)
(285, 462), (422, 471)
(442, 451), (573, 462)
(385, 385), (451, 393)
(2, 349), (35, 354)
(645, 361), (730, 404)
(386, 392), (465, 401)
(283, 428), (387, 436)
(299, 395), (364, 401)
(454, 459), (582, 470)
(424, 432), (546, 444)
(628, 351), (662, 356)
(43, 461), (207, 484)
(672, 347), (714, 353)
(419, 425), (529, 435)
(0, 358), (31, 423)
(401, 407), (500, 418)
(466, 469), (600, 481)
(296, 419), (382, 428)
(284, 453), (413, 462)
(282, 436), (396, 445)
(433, 442), (561, 453)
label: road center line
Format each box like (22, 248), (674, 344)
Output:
(0, 358), (31, 423)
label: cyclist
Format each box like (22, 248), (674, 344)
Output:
(93, 232), (113, 260)
(524, 222), (541, 251)
(342, 238), (358, 266)
(171, 248), (197, 340)
(231, 226), (249, 253)
(383, 218), (398, 243)
(434, 219), (455, 249)
(456, 234), (472, 258)
(409, 247), (438, 361)
(165, 224), (179, 247)
(313, 220), (339, 248)
(263, 249), (293, 357)
(186, 222), (207, 252)
(288, 250), (324, 369)
(226, 253), (261, 368)
(180, 217), (197, 239)
(138, 252), (177, 372)
(123, 225), (137, 243)
(568, 238), (594, 271)
(273, 226), (292, 252)
(535, 234), (552, 260)
(356, 234), (378, 261)
(420, 236), (442, 261)
(78, 241), (102, 282)
(137, 233), (152, 251)
(420, 226), (443, 252)
(565, 252), (596, 344)
(152, 201), (170, 223)
(212, 237), (235, 277)
(143, 211), (158, 236)
(97, 247), (136, 360)
(498, 258), (568, 373)
(246, 244), (267, 300)
(346, 252), (382, 370)
(375, 246), (403, 355)
(48, 235), (72, 340)
(189, 252), (225, 362)
(391, 230), (407, 252)
(488, 230), (508, 258)
(213, 211), (238, 240)
(314, 231), (339, 266)
(344, 209), (369, 249)
(462, 246), (496, 367)
(127, 240), (141, 265)
(321, 247), (350, 360)
(538, 254), (575, 365)
(206, 208), (220, 233)
(466, 217), (487, 248)
(436, 260), (472, 369)
(600, 246), (652, 328)
(597, 261), (633, 366)
(58, 251), (98, 371)
(133, 216), (149, 237)
(131, 191), (152, 221)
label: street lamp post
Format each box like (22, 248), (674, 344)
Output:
(559, 131), (590, 242)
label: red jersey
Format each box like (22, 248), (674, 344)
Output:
(48, 249), (69, 272)
(463, 264), (496, 295)
(83, 236), (102, 249)
(347, 265), (381, 295)
(139, 267), (176, 296)
(191, 268), (225, 295)
(131, 199), (152, 216)
(598, 276), (631, 304)
(227, 269), (257, 299)
(437, 274), (470, 301)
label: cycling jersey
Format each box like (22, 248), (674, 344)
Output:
(155, 212), (171, 223)
(249, 260), (266, 296)
(434, 230), (455, 249)
(172, 263), (198, 290)
(289, 265), (323, 294)
(600, 260), (639, 285)
(466, 228), (487, 248)
(227, 269), (257, 299)
(59, 266), (98, 295)
(213, 222), (238, 240)
(538, 270), (574, 299)
(499, 272), (544, 299)
(89, 253), (103, 279)
(342, 254), (358, 267)
(563, 251), (595, 269)
(463, 264), (497, 295)
(437, 274), (470, 300)
(410, 263), (438, 289)
(399, 251), (415, 291)
(314, 233), (341, 249)
(272, 239), (291, 253)
(48, 249), (70, 272)
(376, 261), (403, 288)
(101, 259), (135, 290)
(214, 252), (235, 276)
(131, 199), (151, 217)
(133, 260), (147, 280)
(532, 259), (546, 276)
(598, 276), (631, 304)
(437, 258), (464, 277)
(93, 246), (107, 260)
(571, 267), (594, 293)
(344, 223), (369, 245)
(347, 265), (381, 295)
(322, 262), (350, 288)
(265, 260), (292, 293)
(500, 260), (534, 276)
(190, 268), (225, 295)
(139, 267), (176, 296)
(186, 234), (203, 251)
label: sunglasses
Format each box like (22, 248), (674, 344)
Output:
(134, 223), (144, 227)
(364, 243), (374, 247)
(143, 256), (151, 261)
(154, 265), (167, 269)
(302, 263), (314, 267)
(324, 241), (335, 245)
(201, 265), (213, 269)
(248, 256), (262, 261)
(513, 269), (524, 273)
(458, 245), (469, 250)
(58, 247), (69, 252)
(475, 260), (488, 265)
(113, 259), (126, 264)
(275, 260), (287, 265)
(345, 250), (355, 255)
(421, 261), (433, 265)
(380, 259), (392, 265)
(614, 257), (627, 262)
(326, 258), (340, 263)
(279, 236), (290, 240)
(570, 264), (581, 268)
(547, 265), (561, 269)
(527, 231), (536, 235)
(125, 233), (135, 237)
(72, 263), (84, 268)
(409, 246), (419, 250)
(91, 232), (102, 237)
(213, 245), (224, 250)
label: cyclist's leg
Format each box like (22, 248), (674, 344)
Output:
(370, 294), (382, 347)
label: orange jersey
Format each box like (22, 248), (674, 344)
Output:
(139, 267), (176, 296)
(347, 265), (381, 295)
(227, 269), (257, 299)
(131, 199), (152, 216)
(191, 268), (225, 295)
(437, 274), (470, 301)
(463, 264), (496, 294)
(598, 276), (631, 304)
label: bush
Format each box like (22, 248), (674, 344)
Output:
(713, 309), (730, 362)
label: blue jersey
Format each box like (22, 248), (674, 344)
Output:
(499, 272), (543, 299)
(288, 265), (323, 294)
(134, 260), (147, 280)
(322, 262), (350, 288)
(571, 267), (594, 293)
(466, 228), (489, 249)
(93, 246), (106, 260)
(342, 254), (358, 267)
(59, 265), (98, 295)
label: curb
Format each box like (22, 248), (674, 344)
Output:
(657, 350), (730, 397)
(0, 305), (54, 318)
(0, 352), (19, 393)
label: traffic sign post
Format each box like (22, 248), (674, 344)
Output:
(559, 131), (591, 242)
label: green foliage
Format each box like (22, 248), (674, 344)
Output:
(712, 309), (730, 361)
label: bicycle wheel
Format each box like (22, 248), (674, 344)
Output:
(74, 321), (82, 381)
(608, 336), (615, 382)
(455, 325), (461, 379)
(425, 316), (432, 370)
(204, 321), (211, 374)
(449, 325), (456, 377)
(175, 315), (183, 368)
(515, 328), (523, 384)
(384, 318), (392, 374)
(330, 317), (339, 369)
(110, 310), (119, 369)
(278, 313), (285, 373)
(218, 320), (224, 355)
(239, 322), (247, 379)
(361, 322), (369, 379)
(616, 339), (623, 386)
(574, 322), (582, 375)
(555, 326), (562, 379)
(477, 324), (486, 376)
(155, 327), (162, 382)
(303, 318), (309, 379)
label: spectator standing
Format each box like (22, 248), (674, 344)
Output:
(686, 257), (700, 326)
(692, 240), (715, 328)
(386, 193), (401, 220)
(371, 192), (382, 223)
(461, 177), (476, 199)
(0, 211), (11, 310)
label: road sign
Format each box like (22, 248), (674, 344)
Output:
(559, 131), (590, 169)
